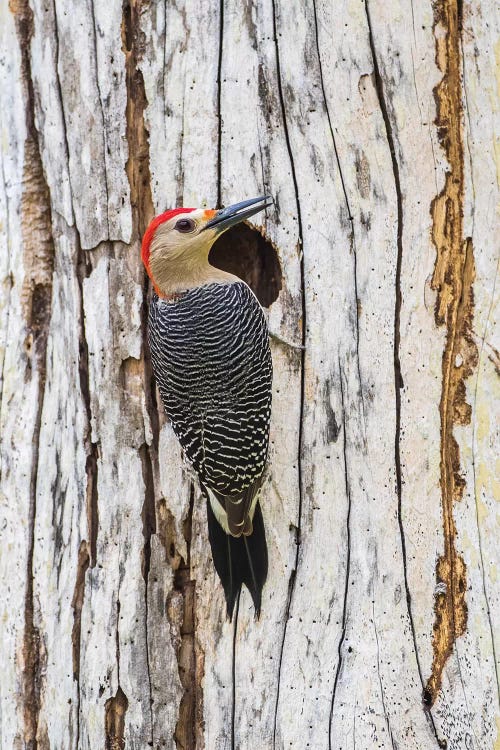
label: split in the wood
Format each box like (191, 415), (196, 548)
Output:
(71, 541), (91, 681)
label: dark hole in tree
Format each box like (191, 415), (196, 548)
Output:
(209, 222), (282, 308)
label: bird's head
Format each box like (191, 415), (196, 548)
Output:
(141, 195), (273, 297)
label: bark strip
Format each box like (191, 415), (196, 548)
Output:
(425, 0), (478, 706)
(10, 1), (55, 746)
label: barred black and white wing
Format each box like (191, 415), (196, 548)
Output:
(148, 281), (271, 616)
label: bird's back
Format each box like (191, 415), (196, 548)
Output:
(148, 281), (272, 498)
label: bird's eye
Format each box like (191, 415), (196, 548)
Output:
(175, 218), (196, 233)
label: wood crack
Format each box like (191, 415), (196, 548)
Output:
(0, 154), (13, 412)
(105, 598), (129, 750)
(50, 0), (72, 212)
(373, 603), (396, 750)
(74, 226), (98, 750)
(76, 228), (100, 569)
(269, 2), (307, 747)
(311, 0), (364, 416)
(71, 539), (90, 750)
(231, 590), (241, 750)
(139, 443), (156, 582)
(311, 0), (353, 220)
(71, 541), (91, 681)
(364, 6), (443, 741)
(328, 362), (351, 750)
(121, 4), (157, 746)
(138, 285), (160, 750)
(54, 7), (99, 730)
(164, 485), (203, 750)
(139, 442), (156, 745)
(425, 0), (477, 707)
(216, 0), (224, 208)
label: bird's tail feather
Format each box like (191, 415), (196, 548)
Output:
(206, 499), (268, 619)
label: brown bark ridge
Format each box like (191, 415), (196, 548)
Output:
(121, 3), (204, 747)
(425, 0), (478, 706)
(160, 492), (204, 750)
(10, 0), (55, 747)
(105, 687), (129, 750)
(121, 0), (154, 241)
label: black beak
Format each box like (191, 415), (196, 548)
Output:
(203, 195), (273, 233)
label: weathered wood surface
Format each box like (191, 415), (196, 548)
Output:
(0, 1), (498, 748)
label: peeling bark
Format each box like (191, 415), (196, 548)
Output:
(425, 0), (478, 706)
(269, 5), (307, 747)
(9, 1), (54, 747)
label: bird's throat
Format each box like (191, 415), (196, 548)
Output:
(148, 244), (238, 298)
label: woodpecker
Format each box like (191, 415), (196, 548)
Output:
(142, 195), (273, 618)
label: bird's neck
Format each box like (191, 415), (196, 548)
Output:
(148, 241), (238, 298)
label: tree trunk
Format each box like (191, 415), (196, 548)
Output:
(1, 1), (498, 748)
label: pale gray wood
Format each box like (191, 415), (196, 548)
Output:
(0, 6), (49, 747)
(0, 0), (498, 748)
(32, 221), (88, 746)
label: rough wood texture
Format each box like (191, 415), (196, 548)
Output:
(0, 1), (498, 748)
